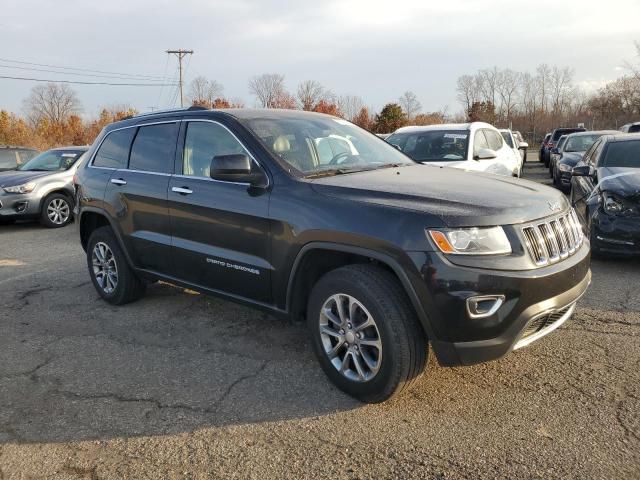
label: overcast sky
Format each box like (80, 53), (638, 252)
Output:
(1, 0), (639, 117)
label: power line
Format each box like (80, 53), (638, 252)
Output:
(0, 74), (177, 87)
(0, 62), (174, 82)
(0, 57), (167, 80)
(166, 49), (193, 107)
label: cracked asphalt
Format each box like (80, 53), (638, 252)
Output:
(0, 159), (639, 479)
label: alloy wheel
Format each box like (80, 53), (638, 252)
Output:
(319, 293), (382, 382)
(92, 242), (118, 294)
(47, 198), (70, 225)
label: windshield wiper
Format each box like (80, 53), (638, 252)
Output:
(304, 167), (376, 179)
(21, 168), (49, 171)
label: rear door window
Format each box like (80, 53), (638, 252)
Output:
(93, 128), (136, 169)
(129, 123), (179, 174)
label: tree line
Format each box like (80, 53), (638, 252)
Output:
(456, 42), (640, 140)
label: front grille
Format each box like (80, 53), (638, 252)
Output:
(520, 303), (573, 340)
(521, 209), (584, 266)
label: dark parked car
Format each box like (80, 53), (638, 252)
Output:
(0, 145), (39, 172)
(571, 133), (640, 256)
(539, 133), (551, 163)
(549, 134), (569, 178)
(553, 131), (618, 192)
(0, 147), (88, 227)
(543, 127), (586, 167)
(75, 108), (591, 402)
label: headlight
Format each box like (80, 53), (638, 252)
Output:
(603, 193), (624, 214)
(428, 226), (511, 255)
(558, 163), (571, 172)
(3, 182), (36, 194)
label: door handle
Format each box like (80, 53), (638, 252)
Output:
(172, 186), (193, 195)
(110, 178), (127, 186)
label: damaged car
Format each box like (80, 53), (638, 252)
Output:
(571, 134), (640, 256)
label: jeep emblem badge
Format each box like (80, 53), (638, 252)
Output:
(548, 201), (561, 212)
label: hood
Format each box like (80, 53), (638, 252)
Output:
(309, 164), (569, 227)
(0, 170), (54, 188)
(558, 151), (584, 167)
(597, 167), (640, 198)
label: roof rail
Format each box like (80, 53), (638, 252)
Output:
(129, 105), (209, 120)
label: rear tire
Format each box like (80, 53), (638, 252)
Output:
(307, 264), (427, 403)
(86, 226), (146, 305)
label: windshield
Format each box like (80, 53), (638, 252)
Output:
(386, 130), (469, 162)
(565, 135), (601, 153)
(601, 140), (640, 168)
(500, 132), (514, 148)
(556, 136), (568, 151)
(18, 149), (85, 172)
(241, 116), (415, 177)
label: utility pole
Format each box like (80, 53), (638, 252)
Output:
(166, 49), (193, 107)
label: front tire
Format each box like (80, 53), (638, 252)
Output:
(86, 226), (146, 305)
(307, 264), (427, 403)
(40, 193), (72, 228)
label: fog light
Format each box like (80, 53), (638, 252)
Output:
(466, 295), (505, 319)
(14, 201), (28, 213)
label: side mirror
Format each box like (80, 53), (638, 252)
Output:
(474, 148), (497, 160)
(551, 147), (559, 154)
(210, 154), (266, 186)
(518, 142), (529, 149)
(571, 165), (595, 177)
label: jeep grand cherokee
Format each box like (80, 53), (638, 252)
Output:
(75, 108), (591, 403)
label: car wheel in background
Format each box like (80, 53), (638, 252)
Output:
(86, 226), (146, 305)
(307, 264), (427, 403)
(40, 193), (73, 228)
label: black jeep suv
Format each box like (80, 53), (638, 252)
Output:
(75, 108), (591, 403)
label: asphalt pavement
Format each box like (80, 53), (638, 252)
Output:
(0, 157), (638, 479)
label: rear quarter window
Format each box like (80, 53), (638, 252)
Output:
(93, 128), (136, 169)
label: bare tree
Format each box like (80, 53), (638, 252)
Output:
(23, 83), (81, 125)
(536, 64), (552, 113)
(398, 91), (422, 120)
(456, 74), (478, 113)
(478, 67), (499, 107)
(188, 76), (224, 107)
(297, 80), (330, 110)
(337, 95), (365, 121)
(248, 74), (288, 108)
(550, 66), (574, 115)
(496, 69), (520, 121)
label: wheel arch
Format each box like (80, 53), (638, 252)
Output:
(38, 186), (75, 212)
(78, 209), (134, 271)
(285, 242), (436, 340)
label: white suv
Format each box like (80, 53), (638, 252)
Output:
(387, 122), (521, 177)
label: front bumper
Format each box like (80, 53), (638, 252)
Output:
(406, 242), (591, 366)
(593, 212), (640, 255)
(0, 192), (41, 218)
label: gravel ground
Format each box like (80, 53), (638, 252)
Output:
(0, 158), (638, 479)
